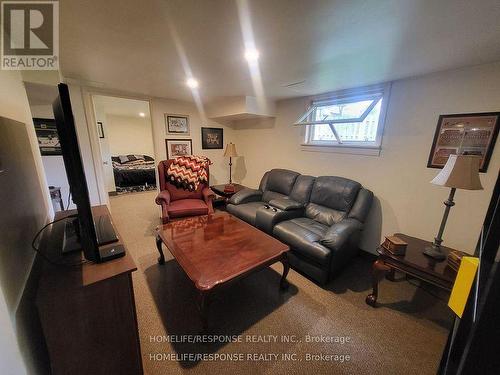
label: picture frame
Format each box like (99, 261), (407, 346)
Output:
(165, 114), (190, 135)
(97, 121), (105, 138)
(201, 127), (223, 149)
(33, 118), (62, 156)
(165, 139), (192, 159)
(427, 112), (499, 173)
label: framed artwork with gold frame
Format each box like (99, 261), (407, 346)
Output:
(427, 112), (499, 173)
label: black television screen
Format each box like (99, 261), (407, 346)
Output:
(52, 83), (120, 262)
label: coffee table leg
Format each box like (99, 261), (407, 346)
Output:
(366, 259), (391, 307)
(279, 254), (290, 290)
(156, 235), (165, 265)
(198, 291), (210, 330)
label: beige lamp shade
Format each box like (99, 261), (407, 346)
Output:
(431, 154), (483, 190)
(224, 142), (238, 157)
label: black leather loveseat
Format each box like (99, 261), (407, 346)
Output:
(227, 169), (373, 284)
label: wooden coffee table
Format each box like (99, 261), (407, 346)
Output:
(155, 212), (290, 329)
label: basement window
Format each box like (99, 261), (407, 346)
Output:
(297, 83), (391, 155)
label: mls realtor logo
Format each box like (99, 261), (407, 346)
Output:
(1, 1), (58, 70)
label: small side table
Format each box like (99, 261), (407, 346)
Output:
(211, 184), (247, 208)
(211, 184), (246, 199)
(366, 233), (458, 307)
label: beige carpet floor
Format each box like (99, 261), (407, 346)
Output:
(109, 191), (452, 375)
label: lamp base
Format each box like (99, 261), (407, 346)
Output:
(224, 183), (235, 193)
(423, 245), (447, 261)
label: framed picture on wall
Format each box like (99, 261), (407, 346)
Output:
(427, 112), (500, 173)
(33, 118), (62, 156)
(166, 139), (192, 159)
(97, 121), (105, 138)
(201, 127), (223, 149)
(165, 114), (190, 135)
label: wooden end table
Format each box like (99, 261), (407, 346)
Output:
(156, 212), (290, 329)
(211, 184), (247, 207)
(210, 183), (246, 199)
(366, 233), (458, 307)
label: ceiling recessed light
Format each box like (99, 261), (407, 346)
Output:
(244, 48), (260, 62)
(139, 112), (145, 117)
(186, 78), (199, 89)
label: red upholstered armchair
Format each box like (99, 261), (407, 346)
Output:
(155, 159), (215, 224)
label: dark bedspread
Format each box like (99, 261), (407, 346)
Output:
(113, 159), (156, 187)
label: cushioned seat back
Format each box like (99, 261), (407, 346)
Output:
(157, 159), (207, 201)
(305, 176), (361, 226)
(290, 175), (315, 203)
(261, 169), (299, 202)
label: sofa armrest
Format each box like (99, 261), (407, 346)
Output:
(348, 188), (373, 223)
(202, 187), (216, 202)
(228, 188), (263, 205)
(202, 187), (215, 214)
(320, 218), (363, 252)
(155, 190), (171, 206)
(155, 190), (171, 224)
(268, 198), (303, 211)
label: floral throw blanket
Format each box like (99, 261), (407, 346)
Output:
(166, 155), (211, 192)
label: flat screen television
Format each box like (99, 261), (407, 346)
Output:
(53, 83), (122, 262)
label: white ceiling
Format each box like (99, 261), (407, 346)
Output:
(23, 83), (150, 120)
(60, 0), (500, 102)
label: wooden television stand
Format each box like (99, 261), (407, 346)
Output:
(35, 205), (143, 375)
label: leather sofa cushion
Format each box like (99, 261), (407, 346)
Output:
(265, 169), (299, 196)
(290, 175), (315, 203)
(305, 203), (346, 226)
(168, 199), (208, 218)
(167, 180), (204, 201)
(226, 201), (267, 226)
(273, 218), (331, 265)
(309, 176), (361, 212)
(258, 171), (270, 191)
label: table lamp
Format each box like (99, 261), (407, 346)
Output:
(223, 142), (238, 192)
(424, 154), (483, 260)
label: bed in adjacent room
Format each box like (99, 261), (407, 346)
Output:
(111, 154), (156, 193)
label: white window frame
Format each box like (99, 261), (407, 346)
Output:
(297, 83), (391, 155)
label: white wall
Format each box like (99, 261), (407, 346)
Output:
(106, 114), (155, 157)
(0, 70), (52, 375)
(150, 98), (236, 185)
(233, 62), (500, 255)
(30, 104), (75, 210)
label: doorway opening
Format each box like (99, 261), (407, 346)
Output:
(91, 95), (155, 196)
(24, 82), (71, 214)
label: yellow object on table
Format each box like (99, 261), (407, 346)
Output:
(448, 256), (479, 318)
